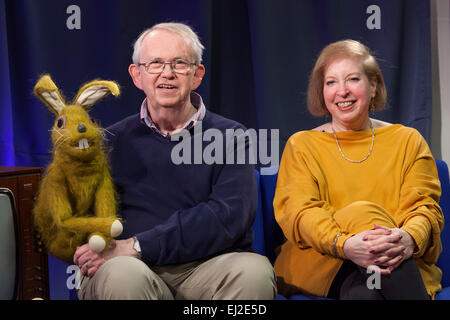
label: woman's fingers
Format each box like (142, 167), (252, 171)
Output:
(366, 235), (403, 254)
(360, 226), (409, 273)
(368, 265), (392, 276)
(379, 254), (404, 269)
(373, 249), (404, 264)
(384, 245), (406, 257)
(373, 224), (390, 231)
(362, 228), (391, 241)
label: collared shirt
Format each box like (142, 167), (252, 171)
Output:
(140, 92), (206, 137)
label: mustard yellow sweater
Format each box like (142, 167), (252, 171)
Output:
(273, 124), (444, 298)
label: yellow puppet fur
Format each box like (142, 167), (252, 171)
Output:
(32, 75), (122, 263)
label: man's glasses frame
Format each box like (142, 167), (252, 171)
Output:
(138, 59), (197, 74)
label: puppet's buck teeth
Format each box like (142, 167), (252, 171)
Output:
(77, 138), (90, 149)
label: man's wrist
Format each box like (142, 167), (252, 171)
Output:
(132, 236), (142, 259)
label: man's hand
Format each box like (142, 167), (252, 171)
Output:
(73, 238), (138, 277)
(73, 243), (106, 277)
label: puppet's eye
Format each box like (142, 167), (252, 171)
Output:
(56, 115), (66, 129)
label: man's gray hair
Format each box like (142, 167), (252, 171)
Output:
(132, 22), (205, 65)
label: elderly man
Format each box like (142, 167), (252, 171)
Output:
(74, 22), (276, 300)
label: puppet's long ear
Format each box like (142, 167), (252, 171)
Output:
(33, 75), (66, 115)
(74, 80), (120, 108)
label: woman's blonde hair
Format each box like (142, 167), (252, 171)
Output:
(307, 39), (387, 117)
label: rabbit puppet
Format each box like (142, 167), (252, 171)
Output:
(33, 75), (123, 263)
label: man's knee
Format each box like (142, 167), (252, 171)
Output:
(81, 256), (173, 300)
(217, 253), (277, 299)
(101, 256), (152, 298)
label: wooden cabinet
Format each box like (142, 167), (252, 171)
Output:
(0, 166), (49, 300)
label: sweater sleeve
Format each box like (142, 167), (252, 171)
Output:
(396, 130), (444, 262)
(135, 133), (257, 265)
(274, 134), (352, 258)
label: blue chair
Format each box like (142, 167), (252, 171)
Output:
(253, 159), (450, 300)
(252, 170), (266, 256)
(435, 159), (450, 299)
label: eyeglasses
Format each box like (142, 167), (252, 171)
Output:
(138, 59), (197, 74)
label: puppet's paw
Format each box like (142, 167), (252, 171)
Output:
(88, 235), (106, 253)
(111, 220), (123, 238)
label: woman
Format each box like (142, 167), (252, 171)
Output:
(273, 39), (444, 299)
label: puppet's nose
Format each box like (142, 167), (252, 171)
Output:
(78, 124), (87, 133)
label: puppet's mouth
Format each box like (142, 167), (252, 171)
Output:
(74, 138), (91, 150)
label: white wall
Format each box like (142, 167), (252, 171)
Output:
(431, 0), (450, 164)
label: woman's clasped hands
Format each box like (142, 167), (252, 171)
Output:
(343, 224), (416, 275)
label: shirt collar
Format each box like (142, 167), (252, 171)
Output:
(140, 92), (206, 137)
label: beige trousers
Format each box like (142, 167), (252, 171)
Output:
(78, 252), (277, 300)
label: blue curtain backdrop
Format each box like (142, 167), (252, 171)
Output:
(0, 0), (432, 299)
(1, 0), (432, 168)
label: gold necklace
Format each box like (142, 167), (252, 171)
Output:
(331, 120), (374, 163)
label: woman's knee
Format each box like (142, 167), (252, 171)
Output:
(334, 201), (397, 233)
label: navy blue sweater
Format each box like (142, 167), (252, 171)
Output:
(106, 110), (257, 265)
